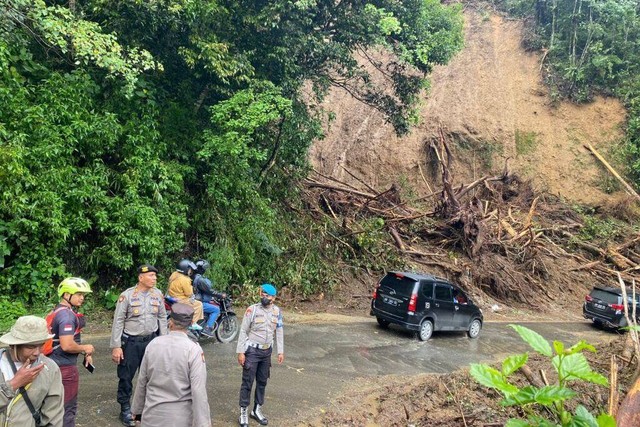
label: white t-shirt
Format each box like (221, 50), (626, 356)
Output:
(0, 350), (25, 382)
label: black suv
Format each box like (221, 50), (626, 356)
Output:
(583, 285), (640, 329)
(370, 271), (483, 340)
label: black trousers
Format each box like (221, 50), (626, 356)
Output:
(117, 334), (154, 407)
(239, 346), (272, 408)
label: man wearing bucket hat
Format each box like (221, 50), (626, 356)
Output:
(131, 303), (211, 427)
(0, 315), (64, 427)
(236, 283), (284, 427)
(110, 263), (168, 427)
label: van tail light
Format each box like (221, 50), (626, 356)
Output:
(585, 295), (593, 302)
(372, 284), (380, 300)
(611, 303), (624, 311)
(408, 292), (418, 313)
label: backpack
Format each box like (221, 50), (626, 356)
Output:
(42, 305), (71, 355)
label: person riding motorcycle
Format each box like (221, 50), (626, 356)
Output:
(167, 259), (204, 332)
(192, 260), (226, 337)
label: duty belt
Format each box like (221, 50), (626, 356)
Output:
(122, 333), (155, 343)
(247, 341), (272, 350)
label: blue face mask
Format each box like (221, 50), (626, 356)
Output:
(261, 297), (272, 307)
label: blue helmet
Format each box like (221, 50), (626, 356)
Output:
(261, 283), (277, 296)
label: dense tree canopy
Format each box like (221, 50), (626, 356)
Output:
(0, 0), (463, 303)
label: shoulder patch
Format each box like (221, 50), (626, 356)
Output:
(201, 352), (205, 363)
(118, 295), (125, 302)
(245, 307), (253, 316)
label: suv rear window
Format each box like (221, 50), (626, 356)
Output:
(379, 274), (417, 297)
(590, 289), (620, 304)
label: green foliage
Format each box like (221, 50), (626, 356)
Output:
(573, 206), (624, 243)
(0, 0), (464, 304)
(102, 287), (121, 311)
(0, 297), (28, 333)
(2, 0), (157, 94)
(470, 324), (613, 426)
(515, 130), (538, 156)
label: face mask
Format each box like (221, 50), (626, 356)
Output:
(261, 297), (272, 307)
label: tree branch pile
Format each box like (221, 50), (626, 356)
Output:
(301, 131), (640, 307)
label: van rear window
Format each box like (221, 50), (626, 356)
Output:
(590, 289), (620, 304)
(379, 274), (417, 297)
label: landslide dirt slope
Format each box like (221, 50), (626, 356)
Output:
(310, 11), (626, 207)
(306, 8), (634, 322)
(300, 9), (634, 426)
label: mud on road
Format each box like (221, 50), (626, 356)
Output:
(75, 316), (616, 426)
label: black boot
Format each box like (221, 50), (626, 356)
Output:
(250, 403), (269, 425)
(120, 404), (136, 427)
(238, 406), (249, 427)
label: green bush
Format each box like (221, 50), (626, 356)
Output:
(470, 325), (614, 427)
(0, 297), (28, 333)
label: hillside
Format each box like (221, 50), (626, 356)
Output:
(298, 7), (638, 425)
(306, 8), (635, 321)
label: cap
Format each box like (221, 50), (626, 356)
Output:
(170, 303), (195, 328)
(137, 264), (158, 274)
(261, 283), (277, 296)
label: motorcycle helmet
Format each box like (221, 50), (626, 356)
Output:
(58, 277), (92, 298)
(177, 259), (196, 275)
(195, 259), (210, 275)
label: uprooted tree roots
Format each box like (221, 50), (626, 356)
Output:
(302, 130), (640, 309)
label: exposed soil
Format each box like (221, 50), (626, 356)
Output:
(302, 4), (637, 426)
(295, 334), (631, 426)
(303, 3), (637, 329)
(310, 11), (626, 206)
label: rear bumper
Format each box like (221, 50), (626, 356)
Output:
(370, 305), (421, 331)
(583, 306), (623, 328)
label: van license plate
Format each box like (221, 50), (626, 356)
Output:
(383, 297), (398, 306)
(594, 303), (606, 310)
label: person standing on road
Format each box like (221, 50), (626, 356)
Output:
(110, 264), (168, 427)
(167, 259), (204, 331)
(236, 283), (284, 427)
(47, 277), (95, 427)
(0, 315), (64, 427)
(131, 303), (211, 427)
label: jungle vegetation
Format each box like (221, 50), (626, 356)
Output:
(0, 0), (464, 310)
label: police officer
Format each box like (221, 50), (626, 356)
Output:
(110, 264), (168, 427)
(131, 303), (211, 427)
(236, 284), (284, 427)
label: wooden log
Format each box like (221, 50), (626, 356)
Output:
(389, 227), (405, 250)
(618, 376), (640, 426)
(304, 180), (377, 199)
(521, 364), (545, 388)
(585, 143), (640, 202)
(609, 355), (619, 417)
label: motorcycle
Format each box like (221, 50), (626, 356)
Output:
(164, 294), (240, 343)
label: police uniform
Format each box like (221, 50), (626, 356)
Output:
(110, 280), (168, 414)
(236, 303), (284, 410)
(131, 331), (210, 426)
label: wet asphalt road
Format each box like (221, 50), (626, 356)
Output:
(75, 318), (616, 426)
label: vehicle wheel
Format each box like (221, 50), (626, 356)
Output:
(467, 319), (482, 339)
(376, 317), (390, 328)
(418, 319), (433, 341)
(216, 314), (239, 343)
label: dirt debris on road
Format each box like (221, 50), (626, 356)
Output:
(297, 334), (629, 426)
